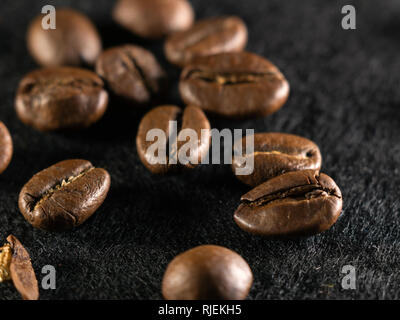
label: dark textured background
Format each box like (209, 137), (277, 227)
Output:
(0, 0), (399, 300)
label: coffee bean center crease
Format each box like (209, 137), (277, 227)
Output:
(31, 167), (95, 210)
(245, 184), (341, 208)
(186, 70), (278, 85)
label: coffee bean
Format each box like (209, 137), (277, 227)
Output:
(233, 133), (322, 186)
(234, 170), (342, 237)
(5, 235), (39, 300)
(136, 105), (211, 174)
(27, 9), (102, 67)
(165, 16), (248, 67)
(18, 159), (111, 231)
(162, 245), (253, 300)
(95, 45), (166, 106)
(179, 52), (290, 118)
(0, 121), (13, 174)
(113, 0), (194, 39)
(15, 67), (108, 131)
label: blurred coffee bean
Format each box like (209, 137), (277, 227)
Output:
(27, 8), (102, 67)
(165, 16), (248, 67)
(96, 45), (166, 106)
(0, 121), (12, 174)
(113, 0), (194, 39)
(162, 245), (253, 300)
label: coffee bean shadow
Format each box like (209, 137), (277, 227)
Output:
(379, 18), (400, 45)
(56, 103), (147, 144)
(0, 282), (19, 300)
(80, 164), (247, 249)
(97, 22), (162, 51)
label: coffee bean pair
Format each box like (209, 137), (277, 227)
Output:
(232, 132), (342, 238)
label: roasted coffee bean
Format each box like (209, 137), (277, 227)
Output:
(0, 121), (13, 174)
(234, 170), (342, 237)
(95, 45), (166, 106)
(162, 245), (253, 300)
(165, 16), (248, 67)
(18, 159), (111, 232)
(136, 105), (211, 174)
(27, 8), (102, 67)
(0, 235), (39, 300)
(180, 52), (290, 118)
(232, 133), (322, 186)
(15, 67), (108, 131)
(113, 0), (194, 39)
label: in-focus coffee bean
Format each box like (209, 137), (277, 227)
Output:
(0, 121), (13, 174)
(27, 8), (102, 67)
(113, 0), (194, 39)
(233, 132), (322, 186)
(162, 245), (253, 300)
(179, 52), (290, 118)
(136, 105), (211, 174)
(18, 159), (111, 231)
(234, 170), (342, 237)
(15, 67), (108, 131)
(95, 45), (166, 106)
(0, 235), (39, 300)
(165, 16), (248, 67)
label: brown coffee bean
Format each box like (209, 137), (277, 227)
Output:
(95, 45), (166, 106)
(179, 52), (290, 118)
(162, 245), (253, 300)
(15, 67), (108, 131)
(27, 8), (102, 67)
(18, 159), (111, 231)
(113, 0), (194, 39)
(0, 121), (13, 174)
(234, 170), (342, 237)
(165, 16), (248, 67)
(6, 235), (39, 300)
(232, 133), (322, 186)
(136, 105), (211, 174)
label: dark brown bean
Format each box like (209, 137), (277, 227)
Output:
(113, 0), (194, 39)
(95, 45), (166, 106)
(234, 170), (343, 237)
(162, 245), (253, 300)
(0, 121), (13, 174)
(232, 133), (322, 186)
(18, 159), (111, 231)
(136, 105), (211, 174)
(27, 8), (102, 67)
(179, 52), (290, 118)
(165, 16), (248, 67)
(15, 67), (108, 131)
(7, 235), (39, 300)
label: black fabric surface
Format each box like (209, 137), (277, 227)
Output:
(0, 0), (399, 300)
